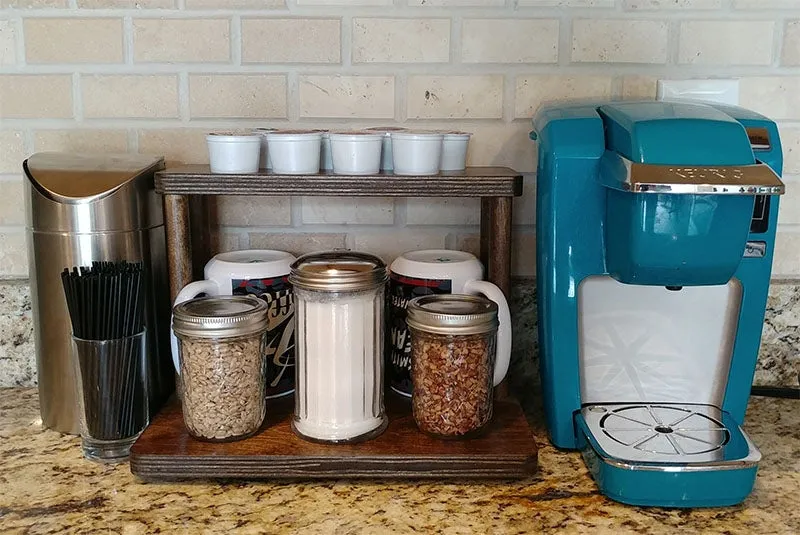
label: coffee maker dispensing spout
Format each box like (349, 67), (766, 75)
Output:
(533, 101), (784, 508)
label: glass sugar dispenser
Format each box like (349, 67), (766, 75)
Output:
(406, 294), (500, 439)
(289, 251), (389, 443)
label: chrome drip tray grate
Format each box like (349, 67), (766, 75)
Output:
(581, 403), (733, 464)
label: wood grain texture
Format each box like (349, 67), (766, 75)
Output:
(155, 166), (523, 198)
(130, 395), (538, 481)
(162, 195), (193, 302)
(486, 196), (513, 298)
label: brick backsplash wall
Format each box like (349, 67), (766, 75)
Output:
(1, 1), (799, 278)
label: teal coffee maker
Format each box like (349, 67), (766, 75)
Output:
(533, 101), (785, 507)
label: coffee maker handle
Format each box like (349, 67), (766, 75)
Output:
(464, 279), (511, 387)
(170, 280), (221, 374)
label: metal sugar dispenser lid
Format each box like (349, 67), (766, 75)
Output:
(406, 294), (498, 335)
(289, 251), (388, 292)
(172, 295), (268, 338)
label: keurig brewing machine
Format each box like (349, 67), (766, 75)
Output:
(533, 101), (784, 507)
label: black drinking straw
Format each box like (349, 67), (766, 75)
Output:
(61, 261), (147, 440)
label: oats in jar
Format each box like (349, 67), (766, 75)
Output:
(172, 296), (269, 442)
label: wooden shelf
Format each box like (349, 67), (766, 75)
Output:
(130, 395), (538, 480)
(155, 166), (523, 197)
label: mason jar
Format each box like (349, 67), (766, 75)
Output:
(172, 296), (268, 442)
(407, 294), (500, 439)
(289, 251), (388, 443)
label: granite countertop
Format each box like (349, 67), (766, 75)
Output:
(1, 388), (798, 534)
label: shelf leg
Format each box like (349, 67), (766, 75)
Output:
(163, 194), (193, 302)
(481, 196), (513, 399)
(481, 197), (513, 297)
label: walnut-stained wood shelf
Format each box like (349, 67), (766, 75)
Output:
(156, 165), (524, 398)
(155, 166), (522, 197)
(156, 166), (523, 302)
(129, 395), (537, 480)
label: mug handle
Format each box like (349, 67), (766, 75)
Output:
(171, 280), (221, 375)
(464, 279), (511, 387)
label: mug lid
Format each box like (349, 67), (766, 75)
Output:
(406, 294), (498, 335)
(397, 249), (477, 265)
(173, 295), (268, 338)
(214, 249), (295, 266)
(289, 250), (387, 292)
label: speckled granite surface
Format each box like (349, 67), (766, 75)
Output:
(1, 280), (798, 388)
(0, 388), (798, 534)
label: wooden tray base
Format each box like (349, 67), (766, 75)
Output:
(130, 395), (538, 480)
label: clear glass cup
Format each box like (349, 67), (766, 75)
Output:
(71, 330), (149, 463)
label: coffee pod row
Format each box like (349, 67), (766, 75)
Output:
(206, 127), (472, 176)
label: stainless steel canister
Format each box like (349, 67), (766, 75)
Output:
(24, 153), (173, 434)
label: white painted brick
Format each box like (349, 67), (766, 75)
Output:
(242, 19), (340, 64)
(352, 18), (449, 63)
(0, 231), (28, 277)
(299, 0), (390, 4)
(406, 198), (480, 226)
(353, 230), (447, 264)
(299, 76), (394, 119)
(514, 75), (612, 119)
(0, 20), (16, 67)
(249, 232), (347, 256)
(512, 231), (537, 277)
(1, 0), (66, 7)
(0, 75), (73, 119)
(24, 18), (123, 64)
(572, 19), (668, 63)
(302, 197), (394, 225)
(777, 178), (800, 226)
(621, 76), (658, 99)
(734, 0), (800, 7)
(519, 0), (613, 5)
(513, 177), (536, 226)
(780, 125), (800, 175)
(133, 19), (230, 63)
(453, 233), (480, 258)
(82, 75), (178, 119)
(679, 21), (774, 66)
(461, 19), (558, 64)
(34, 130), (129, 153)
(464, 122), (538, 173)
(624, 0), (722, 8)
(0, 131), (26, 174)
(740, 77), (800, 121)
(783, 21), (800, 66)
(0, 179), (25, 226)
(774, 232), (800, 278)
(186, 0), (283, 8)
(410, 0), (504, 4)
(407, 75), (503, 119)
(189, 75), (287, 119)
(212, 231), (242, 254)
(218, 196), (291, 226)
(138, 129), (209, 165)
(78, 0), (173, 7)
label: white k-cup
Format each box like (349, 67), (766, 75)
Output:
(387, 250), (512, 397)
(172, 249), (297, 398)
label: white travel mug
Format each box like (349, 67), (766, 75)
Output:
(171, 249), (296, 398)
(387, 249), (512, 397)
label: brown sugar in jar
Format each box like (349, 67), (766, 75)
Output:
(406, 294), (499, 439)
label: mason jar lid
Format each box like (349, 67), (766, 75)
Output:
(406, 294), (498, 335)
(173, 295), (268, 338)
(289, 250), (388, 292)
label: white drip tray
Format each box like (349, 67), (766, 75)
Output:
(581, 403), (753, 465)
